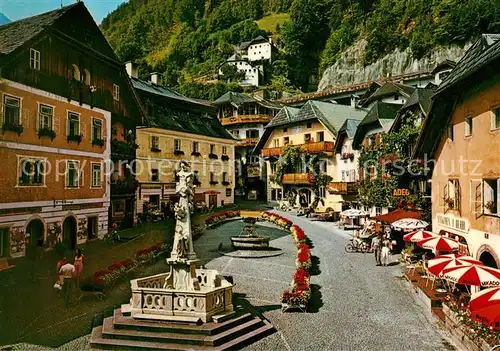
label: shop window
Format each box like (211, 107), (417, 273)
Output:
(30, 48), (40, 70)
(66, 160), (80, 188)
(151, 169), (159, 182)
(3, 95), (20, 125)
(465, 116), (472, 137)
(483, 179), (499, 215)
(18, 158), (45, 186)
(92, 163), (102, 187)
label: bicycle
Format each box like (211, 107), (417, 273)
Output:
(344, 238), (370, 253)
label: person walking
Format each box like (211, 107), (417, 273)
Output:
(371, 233), (382, 266)
(74, 248), (84, 291)
(380, 234), (392, 266)
(59, 259), (76, 307)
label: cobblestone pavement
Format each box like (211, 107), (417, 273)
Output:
(27, 211), (456, 351)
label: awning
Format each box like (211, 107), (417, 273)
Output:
(371, 209), (422, 223)
(203, 190), (220, 195)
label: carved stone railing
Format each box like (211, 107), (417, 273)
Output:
(130, 270), (233, 323)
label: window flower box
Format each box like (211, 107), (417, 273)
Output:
(2, 122), (23, 136)
(444, 197), (455, 209)
(485, 201), (497, 214)
(37, 127), (56, 140)
(191, 151), (201, 157)
(209, 153), (218, 159)
(222, 181), (230, 186)
(150, 147), (161, 153)
(341, 152), (354, 160)
(221, 154), (230, 161)
(67, 134), (83, 144)
(174, 150), (185, 156)
(209, 180), (219, 185)
(92, 138), (105, 147)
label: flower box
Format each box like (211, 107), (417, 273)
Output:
(151, 147), (161, 152)
(208, 153), (218, 159)
(2, 122), (23, 135)
(209, 181), (219, 185)
(67, 134), (83, 144)
(222, 181), (230, 186)
(191, 151), (201, 157)
(92, 138), (105, 147)
(37, 127), (56, 140)
(174, 150), (185, 156)
(221, 155), (230, 161)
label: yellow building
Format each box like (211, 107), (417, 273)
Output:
(255, 101), (366, 213)
(129, 71), (236, 213)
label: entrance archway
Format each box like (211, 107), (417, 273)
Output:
(62, 216), (77, 251)
(479, 251), (498, 269)
(26, 219), (44, 248)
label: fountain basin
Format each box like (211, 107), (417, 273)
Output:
(231, 236), (270, 249)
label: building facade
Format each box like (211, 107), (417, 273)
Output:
(0, 3), (143, 258)
(130, 71), (236, 214)
(415, 34), (500, 269)
(214, 92), (281, 200)
(218, 54), (261, 87)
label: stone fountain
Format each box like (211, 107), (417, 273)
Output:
(230, 217), (270, 249)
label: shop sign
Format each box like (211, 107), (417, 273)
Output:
(142, 184), (162, 189)
(54, 199), (74, 207)
(437, 214), (469, 233)
(393, 188), (410, 196)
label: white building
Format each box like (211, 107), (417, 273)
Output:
(246, 36), (275, 62)
(218, 54), (261, 87)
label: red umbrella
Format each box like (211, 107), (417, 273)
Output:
(426, 254), (483, 277)
(470, 304), (500, 330)
(469, 287), (500, 311)
(403, 230), (437, 243)
(417, 236), (459, 252)
(441, 265), (500, 287)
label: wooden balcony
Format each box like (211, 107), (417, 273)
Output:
(282, 173), (314, 184)
(327, 182), (359, 195)
(235, 138), (259, 147)
(261, 141), (335, 157)
(220, 114), (272, 126)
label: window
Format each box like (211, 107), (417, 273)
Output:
(492, 108), (500, 130)
(38, 104), (53, 130)
(210, 172), (216, 182)
(92, 163), (102, 187)
(223, 172), (228, 182)
(174, 139), (181, 151)
(246, 129), (259, 139)
(319, 186), (326, 198)
(3, 95), (20, 125)
(447, 123), (454, 141)
(320, 160), (327, 173)
(113, 84), (120, 101)
(18, 158), (45, 186)
(151, 136), (159, 150)
(376, 207), (382, 216)
(92, 118), (102, 142)
(444, 179), (460, 210)
(465, 116), (472, 137)
(222, 146), (227, 155)
(283, 137), (289, 145)
(283, 128), (288, 133)
(226, 188), (232, 197)
(316, 132), (324, 142)
(273, 139), (279, 147)
(151, 169), (159, 182)
(30, 48), (40, 70)
(192, 141), (199, 153)
(306, 123), (312, 129)
(231, 130), (240, 138)
(483, 179), (499, 215)
(304, 134), (311, 143)
(67, 112), (80, 137)
(66, 161), (80, 188)
(210, 144), (216, 154)
(341, 170), (346, 182)
(270, 162), (277, 174)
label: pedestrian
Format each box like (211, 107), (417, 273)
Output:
(380, 234), (392, 266)
(54, 256), (66, 296)
(59, 259), (76, 307)
(371, 233), (382, 266)
(35, 237), (44, 279)
(74, 248), (84, 290)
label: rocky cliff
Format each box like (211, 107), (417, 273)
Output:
(317, 40), (471, 92)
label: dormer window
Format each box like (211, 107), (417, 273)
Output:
(30, 49), (40, 70)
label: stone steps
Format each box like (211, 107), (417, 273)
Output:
(90, 307), (275, 350)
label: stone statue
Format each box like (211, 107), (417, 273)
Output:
(169, 162), (197, 262)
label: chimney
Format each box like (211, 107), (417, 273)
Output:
(150, 72), (161, 85)
(125, 61), (138, 78)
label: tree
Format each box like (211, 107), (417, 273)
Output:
(220, 63), (246, 82)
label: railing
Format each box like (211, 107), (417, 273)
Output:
(235, 138), (259, 147)
(111, 177), (138, 196)
(282, 173), (314, 184)
(261, 141), (335, 157)
(220, 114), (272, 126)
(327, 181), (359, 194)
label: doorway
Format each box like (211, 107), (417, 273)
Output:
(26, 219), (44, 259)
(62, 216), (77, 251)
(208, 194), (217, 209)
(0, 228), (9, 258)
(480, 251), (498, 269)
(87, 217), (98, 240)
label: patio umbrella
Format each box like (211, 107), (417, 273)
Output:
(441, 265), (500, 287)
(470, 304), (500, 330)
(392, 218), (429, 230)
(403, 230), (438, 243)
(426, 254), (483, 277)
(340, 209), (368, 217)
(417, 236), (459, 252)
(470, 287), (500, 311)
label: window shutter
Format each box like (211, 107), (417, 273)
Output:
(65, 162), (69, 187)
(36, 111), (40, 132)
(442, 182), (448, 211)
(471, 179), (483, 218)
(455, 180), (461, 212)
(79, 164), (84, 187)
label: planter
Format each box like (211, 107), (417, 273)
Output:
(37, 127), (56, 140)
(2, 122), (23, 135)
(67, 134), (82, 144)
(174, 150), (185, 156)
(221, 155), (230, 161)
(92, 138), (105, 147)
(209, 181), (219, 185)
(209, 153), (218, 160)
(151, 147), (161, 152)
(191, 152), (201, 157)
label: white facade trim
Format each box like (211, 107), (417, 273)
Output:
(0, 197), (108, 210)
(137, 128), (236, 145)
(0, 140), (108, 159)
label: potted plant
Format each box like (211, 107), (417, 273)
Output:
(151, 147), (161, 152)
(92, 138), (105, 147)
(221, 154), (230, 161)
(444, 197), (455, 209)
(67, 133), (83, 144)
(208, 153), (218, 159)
(3, 122), (24, 136)
(222, 181), (230, 186)
(37, 127), (56, 140)
(485, 201), (497, 214)
(191, 151), (201, 157)
(209, 180), (219, 185)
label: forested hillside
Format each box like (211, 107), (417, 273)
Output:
(101, 0), (500, 96)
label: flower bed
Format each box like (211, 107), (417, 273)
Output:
(205, 210), (241, 226)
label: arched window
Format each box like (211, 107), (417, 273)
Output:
(84, 69), (91, 86)
(72, 64), (80, 81)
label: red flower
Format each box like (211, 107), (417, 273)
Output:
(297, 249), (310, 262)
(294, 268), (310, 284)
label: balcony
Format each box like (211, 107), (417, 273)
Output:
(261, 141), (335, 157)
(235, 138), (259, 147)
(282, 173), (314, 185)
(111, 139), (138, 160)
(111, 178), (138, 197)
(327, 182), (359, 195)
(220, 114), (272, 126)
